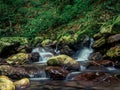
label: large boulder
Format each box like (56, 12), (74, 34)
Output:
(107, 34), (120, 44)
(0, 37), (28, 57)
(0, 65), (29, 79)
(72, 72), (119, 86)
(92, 37), (106, 49)
(106, 46), (120, 59)
(6, 53), (29, 65)
(47, 55), (79, 70)
(0, 76), (15, 90)
(45, 66), (69, 80)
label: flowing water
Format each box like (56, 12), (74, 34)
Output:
(28, 38), (120, 90)
(73, 38), (94, 71)
(30, 38), (94, 80)
(32, 47), (54, 63)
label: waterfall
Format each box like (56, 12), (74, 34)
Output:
(74, 38), (94, 61)
(32, 47), (54, 63)
(73, 38), (94, 71)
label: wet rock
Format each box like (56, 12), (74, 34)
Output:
(29, 52), (40, 62)
(60, 45), (74, 56)
(0, 65), (29, 79)
(98, 60), (115, 67)
(45, 66), (69, 80)
(87, 60), (114, 70)
(92, 37), (106, 49)
(0, 37), (28, 58)
(72, 72), (119, 86)
(14, 78), (30, 89)
(0, 76), (15, 90)
(107, 34), (120, 44)
(47, 55), (79, 70)
(88, 52), (103, 61)
(106, 46), (120, 59)
(6, 53), (29, 65)
(86, 61), (104, 70)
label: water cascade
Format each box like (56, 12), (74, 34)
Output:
(32, 47), (54, 63)
(73, 38), (94, 71)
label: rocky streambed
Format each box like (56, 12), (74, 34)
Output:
(0, 29), (120, 90)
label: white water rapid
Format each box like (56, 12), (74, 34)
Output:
(74, 38), (94, 61)
(32, 47), (54, 63)
(73, 38), (94, 71)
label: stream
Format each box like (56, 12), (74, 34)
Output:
(26, 38), (120, 90)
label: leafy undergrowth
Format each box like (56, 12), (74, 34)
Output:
(0, 0), (120, 40)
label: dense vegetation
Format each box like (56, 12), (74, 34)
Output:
(0, 0), (120, 39)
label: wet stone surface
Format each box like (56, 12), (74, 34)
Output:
(26, 79), (120, 90)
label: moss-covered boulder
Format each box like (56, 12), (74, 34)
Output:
(14, 78), (30, 89)
(92, 37), (106, 49)
(0, 76), (15, 90)
(6, 53), (29, 65)
(47, 55), (79, 70)
(0, 37), (28, 57)
(41, 39), (52, 46)
(59, 34), (78, 44)
(106, 46), (120, 58)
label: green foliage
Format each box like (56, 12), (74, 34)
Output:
(0, 0), (119, 38)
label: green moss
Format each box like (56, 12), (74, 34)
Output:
(41, 39), (52, 46)
(0, 37), (28, 45)
(47, 54), (78, 66)
(106, 46), (120, 58)
(6, 53), (29, 65)
(58, 34), (78, 44)
(92, 37), (106, 48)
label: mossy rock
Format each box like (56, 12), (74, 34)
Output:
(59, 34), (78, 44)
(47, 55), (79, 70)
(106, 46), (120, 58)
(14, 78), (30, 89)
(0, 76), (15, 90)
(0, 37), (28, 45)
(41, 39), (52, 46)
(6, 53), (29, 65)
(100, 25), (114, 34)
(0, 37), (28, 56)
(31, 37), (44, 46)
(92, 37), (106, 49)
